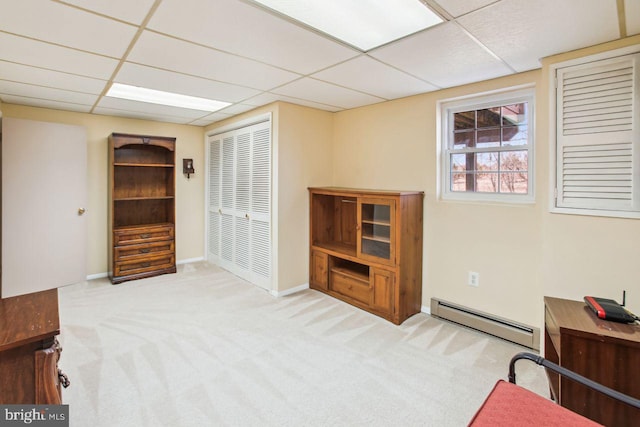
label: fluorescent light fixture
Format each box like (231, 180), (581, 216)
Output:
(106, 83), (231, 112)
(252, 0), (443, 51)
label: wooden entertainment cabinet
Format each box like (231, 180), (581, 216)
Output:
(309, 187), (424, 325)
(544, 296), (640, 426)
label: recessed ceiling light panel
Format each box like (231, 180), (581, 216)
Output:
(106, 83), (231, 112)
(252, 0), (443, 51)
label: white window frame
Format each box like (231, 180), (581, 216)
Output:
(549, 45), (640, 219)
(438, 85), (535, 204)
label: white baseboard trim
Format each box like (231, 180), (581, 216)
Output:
(270, 282), (309, 297)
(421, 305), (431, 315)
(86, 272), (109, 281)
(177, 256), (205, 265)
(86, 257), (205, 281)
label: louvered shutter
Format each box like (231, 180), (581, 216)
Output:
(220, 136), (235, 263)
(208, 137), (221, 257)
(235, 131), (251, 270)
(556, 53), (639, 212)
(249, 124), (271, 282)
(206, 118), (272, 289)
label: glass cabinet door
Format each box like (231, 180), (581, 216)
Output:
(358, 198), (395, 265)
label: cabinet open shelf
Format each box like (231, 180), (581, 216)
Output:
(114, 196), (175, 201)
(362, 220), (390, 226)
(312, 241), (357, 257)
(114, 163), (175, 168)
(361, 234), (391, 243)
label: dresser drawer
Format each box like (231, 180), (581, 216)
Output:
(115, 240), (174, 261)
(331, 268), (371, 305)
(114, 254), (175, 277)
(114, 224), (174, 246)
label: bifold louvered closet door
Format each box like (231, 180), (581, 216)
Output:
(207, 120), (271, 289)
(556, 53), (639, 212)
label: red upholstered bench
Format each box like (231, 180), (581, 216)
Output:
(468, 352), (640, 427)
(468, 380), (601, 426)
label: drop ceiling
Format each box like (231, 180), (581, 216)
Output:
(0, 0), (637, 126)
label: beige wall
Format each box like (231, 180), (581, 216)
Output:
(332, 36), (640, 330)
(1, 104), (205, 276)
(276, 102), (333, 291)
(333, 71), (544, 326)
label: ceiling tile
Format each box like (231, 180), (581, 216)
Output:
(0, 32), (119, 79)
(0, 0), (137, 57)
(458, 0), (620, 72)
(272, 78), (384, 110)
(115, 63), (261, 103)
(96, 97), (214, 119)
(58, 0), (156, 25)
(312, 56), (438, 100)
(243, 93), (342, 112)
(127, 31), (301, 91)
(0, 81), (98, 106)
(435, 0), (497, 18)
(189, 111), (235, 126)
(370, 22), (513, 88)
(0, 61), (106, 94)
(626, 0), (640, 36)
(148, 0), (359, 74)
(93, 107), (191, 124)
(217, 104), (260, 116)
(0, 94), (92, 113)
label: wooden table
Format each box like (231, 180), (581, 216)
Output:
(544, 296), (640, 426)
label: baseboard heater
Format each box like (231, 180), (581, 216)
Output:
(430, 298), (540, 350)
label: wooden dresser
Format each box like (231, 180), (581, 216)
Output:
(0, 289), (66, 404)
(544, 296), (640, 426)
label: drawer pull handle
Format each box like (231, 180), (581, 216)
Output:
(141, 262), (151, 268)
(58, 369), (71, 388)
(140, 233), (151, 239)
(140, 248), (150, 253)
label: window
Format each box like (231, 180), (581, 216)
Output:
(439, 87), (535, 203)
(552, 50), (640, 218)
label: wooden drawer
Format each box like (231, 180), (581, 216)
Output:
(114, 254), (175, 277)
(331, 268), (371, 305)
(114, 224), (174, 246)
(115, 240), (174, 261)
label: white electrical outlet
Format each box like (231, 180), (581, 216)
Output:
(468, 271), (479, 287)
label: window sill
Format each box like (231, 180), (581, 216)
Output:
(550, 207), (640, 220)
(441, 192), (535, 206)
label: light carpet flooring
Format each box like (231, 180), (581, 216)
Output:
(58, 261), (549, 426)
